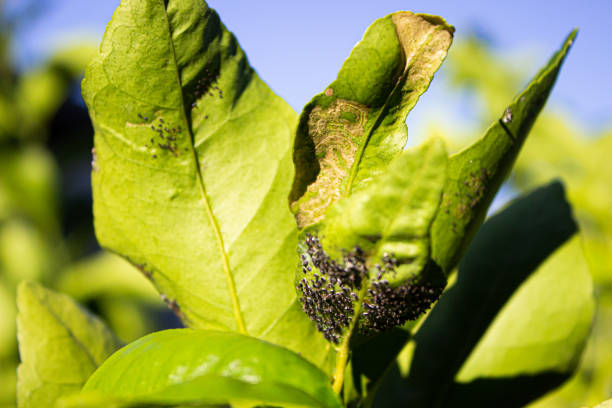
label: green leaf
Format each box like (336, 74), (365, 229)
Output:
(446, 234), (594, 407)
(0, 220), (56, 286)
(290, 12), (453, 228)
(321, 137), (447, 286)
(82, 0), (327, 363)
(430, 30), (577, 273)
(56, 393), (125, 408)
(83, 329), (342, 408)
(350, 327), (412, 401)
(456, 237), (592, 379)
(513, 118), (612, 285)
(57, 252), (178, 342)
(375, 181), (593, 407)
(297, 138), (447, 361)
(16, 281), (121, 408)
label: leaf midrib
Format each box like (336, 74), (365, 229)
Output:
(344, 25), (445, 197)
(161, 1), (247, 334)
(40, 293), (99, 370)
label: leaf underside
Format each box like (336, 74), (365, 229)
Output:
(82, 0), (327, 364)
(295, 139), (448, 347)
(321, 137), (448, 286)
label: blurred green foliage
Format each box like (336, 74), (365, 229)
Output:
(0, 10), (180, 408)
(0, 5), (609, 407)
(437, 34), (612, 407)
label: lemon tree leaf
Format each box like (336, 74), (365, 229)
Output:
(321, 137), (447, 286)
(290, 12), (453, 228)
(82, 0), (327, 364)
(430, 30), (577, 273)
(378, 181), (594, 407)
(82, 329), (342, 408)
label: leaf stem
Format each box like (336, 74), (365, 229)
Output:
(332, 285), (367, 394)
(332, 336), (351, 394)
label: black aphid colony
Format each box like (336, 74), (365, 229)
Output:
(297, 234), (366, 344)
(191, 66), (223, 108)
(297, 233), (444, 343)
(360, 271), (444, 335)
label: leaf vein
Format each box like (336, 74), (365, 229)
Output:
(160, 1), (247, 334)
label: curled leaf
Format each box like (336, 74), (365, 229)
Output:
(291, 12), (453, 228)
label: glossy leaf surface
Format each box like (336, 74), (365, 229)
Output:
(16, 281), (121, 408)
(83, 329), (342, 408)
(291, 12), (453, 228)
(82, 0), (326, 363)
(430, 30), (577, 273)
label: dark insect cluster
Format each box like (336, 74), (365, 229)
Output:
(297, 234), (444, 343)
(297, 234), (367, 344)
(360, 271), (444, 334)
(143, 116), (183, 158)
(192, 66), (223, 108)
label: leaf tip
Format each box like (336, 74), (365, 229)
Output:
(16, 280), (41, 309)
(567, 28), (578, 47)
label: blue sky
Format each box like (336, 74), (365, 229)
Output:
(7, 0), (612, 135)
